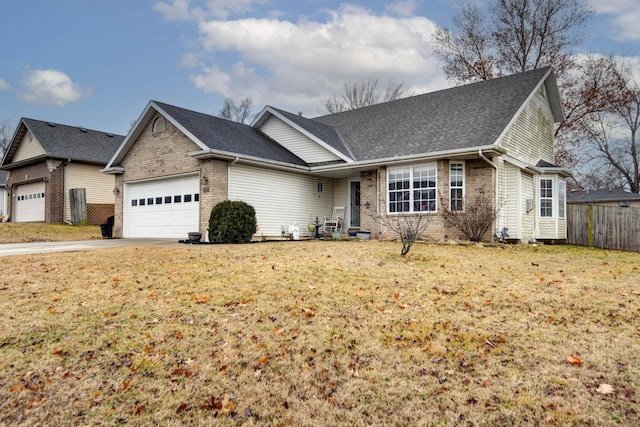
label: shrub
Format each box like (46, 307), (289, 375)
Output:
(208, 200), (257, 244)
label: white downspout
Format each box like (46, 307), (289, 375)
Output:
(479, 150), (500, 235)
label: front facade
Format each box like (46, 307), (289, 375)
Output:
(104, 67), (570, 243)
(1, 119), (124, 224)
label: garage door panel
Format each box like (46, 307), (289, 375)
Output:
(124, 175), (199, 238)
(15, 182), (46, 222)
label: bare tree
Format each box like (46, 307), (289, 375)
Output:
(432, 0), (592, 84)
(366, 204), (431, 256)
(322, 78), (413, 114)
(441, 191), (501, 242)
(0, 118), (13, 160)
(575, 56), (640, 192)
(218, 97), (254, 124)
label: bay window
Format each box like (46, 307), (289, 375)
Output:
(540, 178), (553, 217)
(388, 164), (437, 213)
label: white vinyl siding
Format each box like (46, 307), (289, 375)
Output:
(259, 116), (341, 164)
(497, 89), (555, 165)
(229, 164), (335, 238)
(64, 163), (115, 222)
(521, 172), (535, 242)
(13, 132), (46, 162)
(503, 163), (520, 239)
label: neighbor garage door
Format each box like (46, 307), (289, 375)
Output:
(15, 182), (46, 222)
(124, 175), (199, 238)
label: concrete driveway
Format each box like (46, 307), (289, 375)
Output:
(0, 239), (184, 256)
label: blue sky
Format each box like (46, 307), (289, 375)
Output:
(0, 0), (638, 136)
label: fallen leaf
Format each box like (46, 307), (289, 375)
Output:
(566, 355), (583, 365)
(596, 383), (615, 395)
(272, 328), (284, 335)
(301, 307), (315, 317)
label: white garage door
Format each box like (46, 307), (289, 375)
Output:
(15, 182), (46, 222)
(124, 175), (199, 238)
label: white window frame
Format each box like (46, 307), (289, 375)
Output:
(539, 177), (554, 218)
(449, 161), (465, 212)
(387, 163), (437, 214)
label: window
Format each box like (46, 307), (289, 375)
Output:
(540, 179), (553, 217)
(156, 197), (162, 205)
(194, 193), (200, 202)
(388, 164), (437, 213)
(450, 162), (464, 211)
(132, 200), (138, 207)
(165, 196), (172, 204)
(174, 195), (182, 203)
(184, 194), (192, 202)
(558, 180), (566, 218)
(152, 117), (166, 133)
(147, 198), (154, 205)
(139, 199), (146, 206)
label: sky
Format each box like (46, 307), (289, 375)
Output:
(0, 0), (639, 137)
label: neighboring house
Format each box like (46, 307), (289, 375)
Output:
(567, 188), (640, 208)
(0, 170), (7, 219)
(1, 119), (124, 224)
(103, 66), (571, 243)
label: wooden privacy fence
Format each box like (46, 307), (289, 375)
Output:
(567, 204), (640, 252)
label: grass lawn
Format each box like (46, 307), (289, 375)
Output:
(0, 223), (102, 244)
(0, 240), (638, 426)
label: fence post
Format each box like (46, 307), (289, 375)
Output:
(587, 205), (593, 247)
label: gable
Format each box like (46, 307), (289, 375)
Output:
(259, 115), (342, 164)
(496, 85), (555, 164)
(13, 129), (46, 163)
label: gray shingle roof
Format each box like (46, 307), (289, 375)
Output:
(313, 67), (553, 161)
(567, 188), (640, 203)
(154, 102), (308, 166)
(11, 118), (124, 165)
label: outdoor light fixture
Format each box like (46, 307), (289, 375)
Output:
(200, 175), (209, 185)
(365, 201), (371, 209)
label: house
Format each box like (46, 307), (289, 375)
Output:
(0, 170), (7, 220)
(103, 66), (571, 243)
(0, 119), (124, 224)
(567, 188), (640, 208)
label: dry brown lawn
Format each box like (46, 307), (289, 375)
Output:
(0, 240), (638, 426)
(0, 223), (101, 243)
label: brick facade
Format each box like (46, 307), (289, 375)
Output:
(113, 114), (228, 238)
(5, 161), (66, 223)
(358, 159), (496, 242)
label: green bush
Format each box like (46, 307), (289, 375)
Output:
(208, 200), (257, 244)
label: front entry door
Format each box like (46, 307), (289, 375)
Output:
(350, 181), (361, 228)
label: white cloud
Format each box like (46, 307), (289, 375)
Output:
(186, 4), (447, 114)
(20, 69), (87, 106)
(588, 0), (640, 40)
(385, 0), (419, 17)
(154, 0), (267, 21)
(0, 78), (9, 91)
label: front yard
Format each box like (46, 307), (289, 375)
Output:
(0, 240), (638, 425)
(0, 223), (101, 243)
